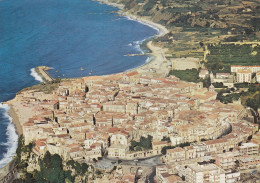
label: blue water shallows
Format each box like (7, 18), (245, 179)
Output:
(0, 0), (158, 168)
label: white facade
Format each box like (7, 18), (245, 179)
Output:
(256, 72), (260, 82)
(231, 65), (260, 73)
(236, 69), (252, 83)
(185, 164), (226, 183)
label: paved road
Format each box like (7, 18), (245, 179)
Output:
(111, 155), (163, 166)
(94, 155), (164, 170)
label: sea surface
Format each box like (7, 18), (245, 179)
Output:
(0, 0), (158, 168)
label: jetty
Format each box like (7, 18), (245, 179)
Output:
(124, 53), (150, 57)
(35, 66), (53, 82)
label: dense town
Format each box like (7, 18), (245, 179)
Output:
(7, 63), (259, 182)
(0, 0), (259, 182)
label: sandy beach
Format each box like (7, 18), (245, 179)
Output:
(8, 105), (23, 136)
(123, 12), (169, 36)
(95, 0), (170, 77)
(123, 13), (170, 76)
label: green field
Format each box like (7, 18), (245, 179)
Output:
(205, 44), (260, 73)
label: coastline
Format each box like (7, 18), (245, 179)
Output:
(122, 13), (170, 76)
(95, 0), (168, 35)
(0, 157), (16, 181)
(94, 0), (124, 9)
(0, 103), (19, 178)
(0, 0), (170, 174)
(91, 0), (170, 77)
(8, 104), (23, 136)
(123, 12), (169, 36)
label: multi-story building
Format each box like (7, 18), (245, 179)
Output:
(185, 163), (226, 183)
(231, 65), (260, 73)
(215, 152), (236, 172)
(231, 65), (260, 83)
(225, 172), (240, 183)
(165, 147), (186, 162)
(239, 157), (260, 169)
(107, 130), (132, 158)
(256, 71), (260, 82)
(239, 142), (259, 156)
(236, 69), (252, 83)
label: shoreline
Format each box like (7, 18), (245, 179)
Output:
(104, 1), (170, 76)
(0, 0), (170, 174)
(33, 0), (170, 81)
(94, 0), (124, 9)
(8, 104), (23, 136)
(0, 103), (19, 177)
(0, 157), (16, 181)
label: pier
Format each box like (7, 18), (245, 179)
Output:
(124, 53), (150, 57)
(36, 66), (54, 82)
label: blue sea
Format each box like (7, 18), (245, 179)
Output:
(0, 0), (158, 168)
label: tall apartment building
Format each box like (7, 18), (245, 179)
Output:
(215, 152), (236, 172)
(256, 71), (260, 82)
(236, 69), (252, 83)
(231, 65), (260, 73)
(239, 142), (259, 156)
(185, 163), (225, 183)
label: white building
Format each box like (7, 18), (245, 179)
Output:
(236, 69), (252, 83)
(256, 71), (260, 82)
(231, 65), (260, 73)
(185, 163), (225, 183)
(199, 69), (209, 79)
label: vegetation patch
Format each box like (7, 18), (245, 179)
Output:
(216, 84), (260, 112)
(17, 79), (61, 95)
(205, 44), (260, 73)
(161, 142), (192, 155)
(168, 69), (211, 88)
(169, 69), (200, 83)
(130, 135), (153, 151)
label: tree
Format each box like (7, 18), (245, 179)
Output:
(74, 161), (81, 174)
(130, 136), (153, 151)
(130, 140), (138, 151)
(82, 163), (89, 175)
(246, 98), (258, 111)
(64, 170), (75, 182)
(162, 136), (171, 143)
(52, 154), (63, 168)
(139, 135), (153, 150)
(203, 76), (211, 88)
(66, 159), (75, 168)
(24, 172), (35, 183)
(136, 146), (142, 151)
(43, 151), (52, 168)
(16, 135), (24, 165)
